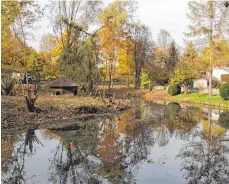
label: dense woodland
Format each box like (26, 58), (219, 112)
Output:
(1, 1), (229, 97)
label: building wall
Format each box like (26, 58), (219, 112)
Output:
(212, 68), (229, 81)
(51, 87), (78, 95)
(193, 79), (208, 88)
(51, 88), (64, 95)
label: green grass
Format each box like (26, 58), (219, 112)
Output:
(173, 93), (229, 106)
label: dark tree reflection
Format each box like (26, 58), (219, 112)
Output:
(44, 120), (103, 184)
(1, 128), (43, 184)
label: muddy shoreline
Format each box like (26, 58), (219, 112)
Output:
(1, 95), (130, 130)
(2, 106), (129, 130)
(3, 87), (228, 130)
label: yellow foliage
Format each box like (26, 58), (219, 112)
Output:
(202, 40), (229, 71)
(202, 120), (227, 137)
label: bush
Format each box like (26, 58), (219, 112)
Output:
(168, 102), (181, 115)
(168, 85), (181, 96)
(218, 112), (229, 129)
(219, 83), (229, 100)
(1, 72), (16, 95)
(211, 78), (221, 89)
(140, 72), (150, 90)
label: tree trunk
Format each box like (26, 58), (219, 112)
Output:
(209, 0), (213, 97)
(183, 81), (188, 95)
(135, 62), (141, 89)
(209, 69), (213, 96)
(24, 84), (39, 112)
(149, 81), (153, 91)
(87, 59), (93, 93)
(184, 85), (188, 95)
(208, 109), (212, 142)
(135, 69), (141, 89)
(108, 64), (113, 92)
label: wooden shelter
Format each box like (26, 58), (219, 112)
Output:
(50, 77), (78, 96)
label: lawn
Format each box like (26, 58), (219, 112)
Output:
(173, 93), (229, 106)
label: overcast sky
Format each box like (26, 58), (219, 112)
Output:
(28, 0), (190, 51)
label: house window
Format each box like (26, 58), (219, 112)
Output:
(56, 91), (60, 95)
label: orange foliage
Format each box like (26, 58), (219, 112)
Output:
(98, 124), (121, 165)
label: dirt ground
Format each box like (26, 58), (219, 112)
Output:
(1, 92), (130, 130)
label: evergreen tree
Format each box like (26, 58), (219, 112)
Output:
(167, 40), (179, 72)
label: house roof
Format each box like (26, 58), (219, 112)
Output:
(50, 77), (78, 88)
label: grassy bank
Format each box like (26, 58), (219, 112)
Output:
(142, 90), (229, 109)
(96, 86), (229, 109)
(98, 86), (229, 109)
(173, 93), (229, 106)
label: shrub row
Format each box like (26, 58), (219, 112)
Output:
(167, 82), (229, 100)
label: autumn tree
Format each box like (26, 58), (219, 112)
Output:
(1, 1), (22, 68)
(49, 1), (103, 91)
(50, 1), (102, 50)
(146, 31), (179, 87)
(99, 1), (132, 91)
(6, 1), (43, 112)
(186, 0), (229, 96)
(128, 23), (153, 89)
(1, 1), (42, 71)
(170, 42), (200, 94)
(117, 38), (135, 87)
(40, 33), (56, 52)
(201, 40), (229, 72)
(39, 33), (61, 80)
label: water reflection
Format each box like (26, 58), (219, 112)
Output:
(2, 128), (43, 183)
(219, 112), (229, 129)
(1, 100), (229, 184)
(178, 109), (229, 184)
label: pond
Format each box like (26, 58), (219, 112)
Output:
(2, 99), (229, 184)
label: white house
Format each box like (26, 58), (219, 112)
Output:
(193, 78), (208, 88)
(212, 67), (229, 81)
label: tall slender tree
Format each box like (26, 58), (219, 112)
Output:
(99, 1), (132, 91)
(186, 0), (229, 96)
(127, 23), (153, 89)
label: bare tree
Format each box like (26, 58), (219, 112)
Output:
(157, 29), (172, 50)
(129, 24), (153, 89)
(9, 1), (43, 112)
(49, 1), (103, 50)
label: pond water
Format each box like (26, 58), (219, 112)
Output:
(2, 99), (229, 184)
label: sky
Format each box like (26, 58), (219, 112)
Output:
(27, 0), (190, 51)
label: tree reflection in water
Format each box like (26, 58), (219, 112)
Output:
(2, 100), (229, 184)
(1, 128), (43, 184)
(44, 100), (203, 183)
(44, 120), (102, 184)
(177, 110), (229, 184)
